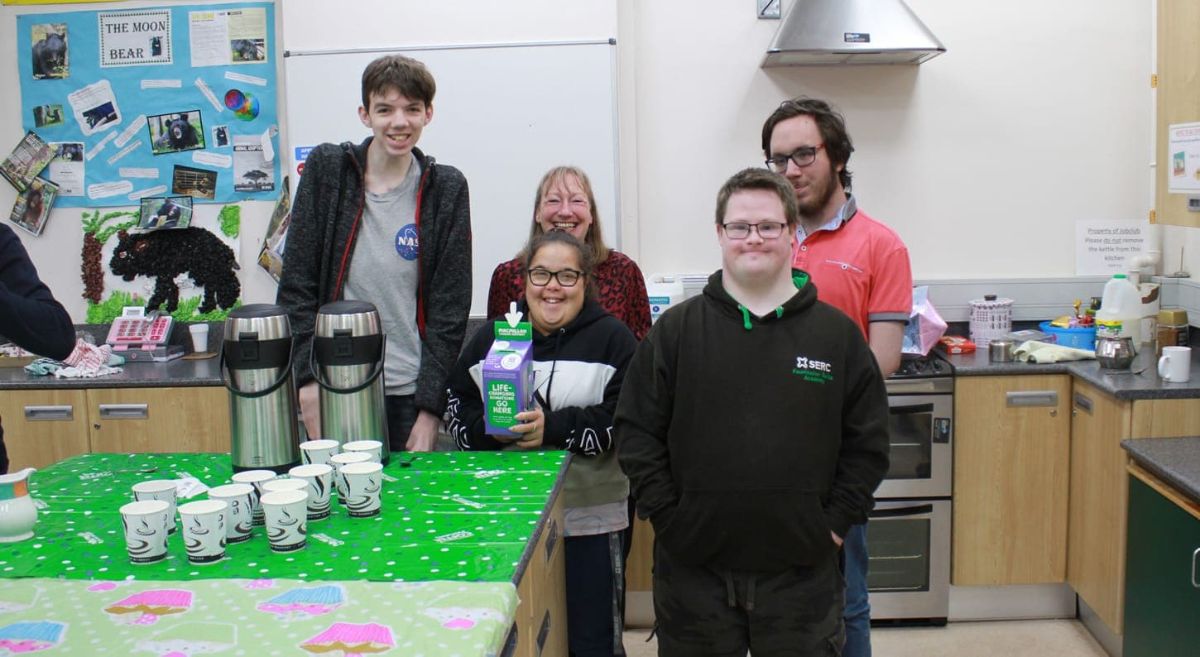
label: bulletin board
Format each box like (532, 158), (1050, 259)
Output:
(15, 2), (279, 208)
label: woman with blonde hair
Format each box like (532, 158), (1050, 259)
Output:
(487, 166), (651, 341)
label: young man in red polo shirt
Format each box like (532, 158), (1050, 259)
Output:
(762, 97), (913, 657)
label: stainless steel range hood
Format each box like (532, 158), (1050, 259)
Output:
(763, 0), (946, 67)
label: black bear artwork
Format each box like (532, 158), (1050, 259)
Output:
(110, 228), (240, 313)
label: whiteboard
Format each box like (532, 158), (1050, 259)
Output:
(282, 40), (619, 317)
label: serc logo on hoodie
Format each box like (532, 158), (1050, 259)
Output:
(793, 354), (834, 384)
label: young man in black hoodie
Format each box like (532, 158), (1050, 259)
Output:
(615, 168), (889, 656)
(277, 55), (471, 453)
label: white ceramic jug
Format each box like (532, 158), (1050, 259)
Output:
(0, 467), (38, 543)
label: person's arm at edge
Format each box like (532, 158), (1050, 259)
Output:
(613, 252), (651, 342)
(0, 225), (74, 360)
(274, 146), (329, 387)
(486, 259), (521, 320)
(868, 320), (904, 376)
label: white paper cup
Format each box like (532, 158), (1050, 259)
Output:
(330, 452), (372, 502)
(299, 439), (340, 466)
(188, 323), (210, 353)
(289, 463), (334, 520)
(1158, 345), (1192, 383)
(261, 478), (310, 495)
(207, 483), (255, 543)
(340, 461), (384, 518)
(178, 499), (228, 564)
(342, 440), (383, 463)
(119, 499), (171, 564)
(260, 490), (308, 553)
(231, 470), (278, 526)
(132, 480), (178, 535)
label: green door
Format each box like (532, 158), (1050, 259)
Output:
(1123, 475), (1200, 657)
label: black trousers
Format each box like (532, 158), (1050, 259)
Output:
(384, 394), (418, 453)
(0, 421), (7, 474)
(652, 541), (844, 657)
(566, 531), (627, 657)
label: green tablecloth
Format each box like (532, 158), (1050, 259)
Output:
(1, 451), (566, 582)
(0, 451), (568, 655)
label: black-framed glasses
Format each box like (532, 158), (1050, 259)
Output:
(722, 221), (787, 240)
(765, 144), (825, 173)
(528, 267), (583, 287)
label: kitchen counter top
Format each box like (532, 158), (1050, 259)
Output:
(943, 346), (1200, 400)
(0, 354), (224, 389)
(1122, 436), (1200, 504)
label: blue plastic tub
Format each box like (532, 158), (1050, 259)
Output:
(1038, 321), (1097, 350)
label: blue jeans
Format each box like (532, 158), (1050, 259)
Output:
(842, 523), (870, 657)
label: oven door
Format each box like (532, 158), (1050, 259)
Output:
(865, 499), (951, 622)
(875, 389), (952, 499)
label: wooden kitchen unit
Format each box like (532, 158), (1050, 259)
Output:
(2, 385), (230, 470)
(954, 374), (1071, 585)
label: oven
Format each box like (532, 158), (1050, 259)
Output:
(866, 356), (953, 623)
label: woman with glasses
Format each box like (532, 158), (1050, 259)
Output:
(487, 165), (651, 341)
(447, 230), (637, 657)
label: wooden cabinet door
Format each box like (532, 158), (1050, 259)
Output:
(953, 375), (1071, 585)
(1123, 467), (1200, 657)
(0, 389), (90, 470)
(1068, 380), (1132, 634)
(87, 386), (229, 454)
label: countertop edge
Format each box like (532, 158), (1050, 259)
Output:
(1121, 437), (1200, 505)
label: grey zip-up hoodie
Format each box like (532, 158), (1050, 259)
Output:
(276, 139), (472, 415)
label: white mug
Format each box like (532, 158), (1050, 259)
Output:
(342, 440), (384, 463)
(231, 469), (278, 526)
(178, 499), (228, 564)
(261, 489), (308, 552)
(288, 463), (334, 520)
(1158, 345), (1192, 383)
(299, 439), (340, 466)
(329, 452), (372, 502)
(207, 483), (255, 543)
(119, 499), (171, 564)
(340, 461), (384, 518)
(131, 480), (178, 535)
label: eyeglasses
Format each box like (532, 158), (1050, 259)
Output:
(765, 144), (825, 173)
(722, 222), (787, 240)
(528, 267), (583, 287)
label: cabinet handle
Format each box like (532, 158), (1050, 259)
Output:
(1192, 548), (1200, 588)
(98, 404), (149, 420)
(23, 405), (74, 421)
(1073, 392), (1093, 414)
(1006, 391), (1058, 407)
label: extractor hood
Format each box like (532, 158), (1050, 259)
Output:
(763, 0), (946, 67)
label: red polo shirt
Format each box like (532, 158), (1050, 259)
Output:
(791, 206), (912, 337)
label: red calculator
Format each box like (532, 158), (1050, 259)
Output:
(106, 307), (174, 350)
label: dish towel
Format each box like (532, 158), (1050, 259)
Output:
(1014, 340), (1096, 363)
(24, 339), (125, 378)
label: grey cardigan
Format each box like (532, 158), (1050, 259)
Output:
(276, 139), (472, 415)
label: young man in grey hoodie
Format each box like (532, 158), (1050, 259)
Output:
(277, 54), (472, 452)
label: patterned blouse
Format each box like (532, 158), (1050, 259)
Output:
(486, 249), (651, 341)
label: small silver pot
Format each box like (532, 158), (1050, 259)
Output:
(989, 340), (1015, 363)
(1095, 336), (1135, 370)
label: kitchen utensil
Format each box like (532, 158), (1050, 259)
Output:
(1095, 336), (1135, 370)
(313, 301), (389, 464)
(222, 304), (300, 474)
(988, 340), (1015, 363)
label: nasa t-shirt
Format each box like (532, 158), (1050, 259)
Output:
(344, 161), (421, 396)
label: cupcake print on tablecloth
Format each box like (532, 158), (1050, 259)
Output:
(104, 589), (193, 625)
(256, 584), (345, 619)
(135, 621), (237, 657)
(300, 622), (394, 656)
(0, 620), (65, 653)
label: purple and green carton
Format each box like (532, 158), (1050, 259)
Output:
(483, 321), (535, 436)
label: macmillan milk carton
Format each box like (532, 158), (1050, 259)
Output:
(482, 320), (535, 436)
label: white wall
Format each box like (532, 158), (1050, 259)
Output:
(629, 0), (1154, 279)
(1, 0), (1163, 321)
